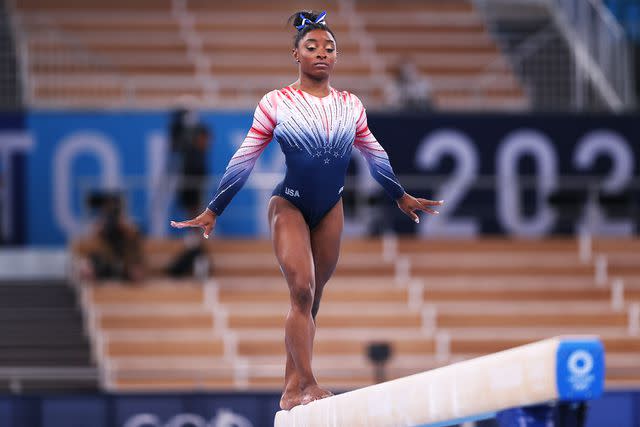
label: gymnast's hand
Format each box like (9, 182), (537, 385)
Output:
(396, 193), (443, 224)
(170, 208), (217, 239)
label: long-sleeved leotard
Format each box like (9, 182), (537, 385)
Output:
(207, 86), (405, 229)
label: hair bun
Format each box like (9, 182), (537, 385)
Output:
(287, 10), (335, 47)
(289, 10), (327, 31)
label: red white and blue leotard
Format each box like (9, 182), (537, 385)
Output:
(207, 86), (405, 229)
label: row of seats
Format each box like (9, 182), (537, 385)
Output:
(76, 237), (640, 391)
(12, 0), (527, 110)
(72, 237), (640, 281)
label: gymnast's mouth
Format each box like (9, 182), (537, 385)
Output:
(314, 62), (329, 68)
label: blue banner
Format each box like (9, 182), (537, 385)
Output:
(0, 112), (31, 245)
(21, 111), (640, 245)
(368, 113), (640, 237)
(25, 111), (284, 245)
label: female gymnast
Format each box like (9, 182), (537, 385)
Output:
(170, 10), (444, 410)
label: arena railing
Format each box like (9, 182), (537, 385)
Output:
(550, 0), (635, 110)
(474, 0), (636, 111)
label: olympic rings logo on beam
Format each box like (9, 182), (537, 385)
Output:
(567, 349), (596, 392)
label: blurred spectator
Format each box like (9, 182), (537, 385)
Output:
(178, 124), (212, 218)
(169, 106), (200, 171)
(80, 192), (145, 283)
(167, 110), (213, 278)
(169, 124), (212, 276)
(167, 106), (213, 216)
(167, 231), (208, 278)
(386, 58), (434, 111)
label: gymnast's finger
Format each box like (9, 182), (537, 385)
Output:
(403, 208), (420, 224)
(170, 219), (201, 229)
(418, 206), (439, 216)
(203, 222), (214, 239)
(419, 198), (444, 206)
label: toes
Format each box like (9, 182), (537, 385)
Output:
(299, 388), (332, 405)
(280, 398), (300, 410)
(300, 395), (315, 405)
(317, 391), (331, 399)
(280, 392), (303, 410)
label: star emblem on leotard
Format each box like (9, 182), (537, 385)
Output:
(333, 151), (340, 157)
(324, 145), (332, 154)
(315, 149), (323, 158)
(324, 158), (330, 165)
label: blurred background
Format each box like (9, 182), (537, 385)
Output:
(0, 0), (639, 426)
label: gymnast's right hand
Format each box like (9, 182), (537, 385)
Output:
(170, 208), (217, 239)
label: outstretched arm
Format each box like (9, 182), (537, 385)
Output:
(171, 92), (277, 237)
(207, 92), (276, 216)
(353, 100), (405, 201)
(352, 96), (443, 223)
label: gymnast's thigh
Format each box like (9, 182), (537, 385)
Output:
(268, 196), (315, 292)
(310, 199), (344, 287)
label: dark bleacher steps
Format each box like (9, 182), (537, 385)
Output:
(0, 1), (22, 109)
(0, 281), (98, 392)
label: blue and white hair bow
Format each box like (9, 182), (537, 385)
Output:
(296, 11), (327, 30)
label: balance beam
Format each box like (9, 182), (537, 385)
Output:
(274, 336), (604, 427)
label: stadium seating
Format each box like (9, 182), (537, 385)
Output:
(0, 281), (97, 392)
(74, 237), (640, 391)
(11, 0), (526, 110)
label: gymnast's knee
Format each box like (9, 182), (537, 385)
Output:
(288, 275), (314, 313)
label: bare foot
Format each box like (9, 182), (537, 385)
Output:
(300, 384), (333, 405)
(280, 387), (303, 410)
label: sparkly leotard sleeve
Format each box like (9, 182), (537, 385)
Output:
(207, 88), (405, 228)
(352, 96), (405, 201)
(207, 91), (277, 215)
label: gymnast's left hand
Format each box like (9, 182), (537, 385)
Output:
(170, 208), (217, 239)
(396, 193), (443, 224)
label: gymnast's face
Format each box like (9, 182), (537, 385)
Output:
(293, 29), (337, 80)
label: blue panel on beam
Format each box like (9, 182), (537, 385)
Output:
(556, 338), (605, 401)
(415, 411), (497, 427)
